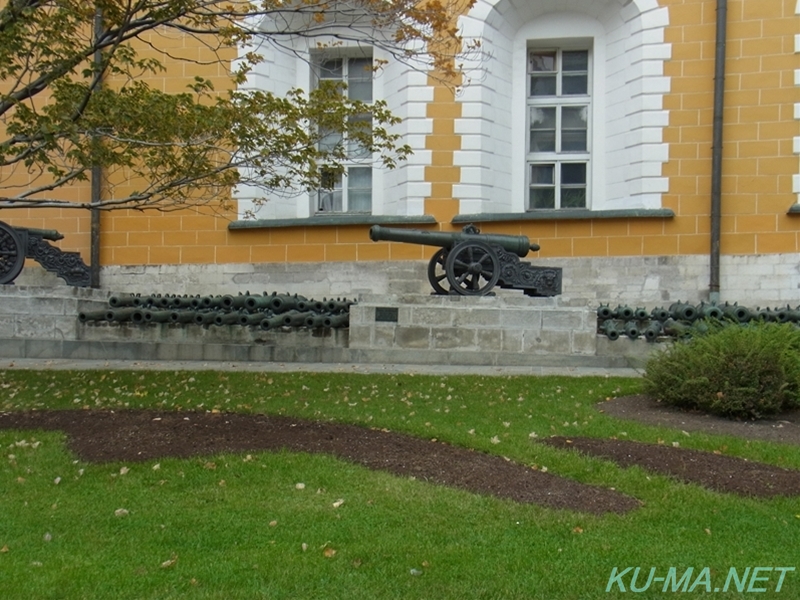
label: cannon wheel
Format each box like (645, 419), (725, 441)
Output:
(0, 221), (25, 285)
(426, 248), (451, 295)
(445, 240), (500, 296)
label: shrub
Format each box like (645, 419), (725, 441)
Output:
(642, 322), (800, 420)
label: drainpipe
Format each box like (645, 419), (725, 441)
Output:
(709, 0), (727, 304)
(90, 7), (103, 288)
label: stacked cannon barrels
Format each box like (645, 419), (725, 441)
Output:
(79, 292), (354, 330)
(597, 301), (800, 342)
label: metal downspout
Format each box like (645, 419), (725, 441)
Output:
(90, 8), (103, 288)
(709, 0), (728, 303)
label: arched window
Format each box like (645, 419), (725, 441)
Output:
(455, 0), (670, 214)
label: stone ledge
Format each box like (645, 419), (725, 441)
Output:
(0, 337), (636, 370)
(452, 208), (675, 224)
(229, 214), (437, 230)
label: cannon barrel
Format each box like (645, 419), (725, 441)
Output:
(600, 319), (621, 341)
(369, 225), (539, 258)
(623, 320), (641, 340)
(596, 304), (614, 320)
(15, 226), (64, 242)
(643, 320), (663, 342)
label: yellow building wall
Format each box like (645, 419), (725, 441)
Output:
(1, 0), (798, 267)
(657, 0), (800, 259)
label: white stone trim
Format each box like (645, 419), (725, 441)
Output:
(455, 0), (671, 214)
(233, 39), (433, 219)
(796, 12), (800, 204)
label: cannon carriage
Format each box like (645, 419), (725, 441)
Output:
(0, 220), (91, 286)
(369, 224), (562, 297)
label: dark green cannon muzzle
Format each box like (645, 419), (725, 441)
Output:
(15, 227), (64, 242)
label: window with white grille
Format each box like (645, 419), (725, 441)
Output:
(316, 56), (373, 214)
(527, 48), (590, 209)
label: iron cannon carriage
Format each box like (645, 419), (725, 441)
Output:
(0, 220), (91, 286)
(369, 224), (562, 297)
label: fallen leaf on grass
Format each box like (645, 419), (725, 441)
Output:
(0, 545), (8, 553)
(269, 520), (278, 527)
(119, 467), (129, 476)
(323, 547), (337, 558)
(160, 555), (178, 568)
(114, 509), (129, 517)
(332, 499), (345, 509)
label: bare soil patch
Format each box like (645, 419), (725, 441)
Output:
(0, 409), (639, 515)
(541, 436), (800, 498)
(2, 396), (799, 516)
(598, 394), (800, 447)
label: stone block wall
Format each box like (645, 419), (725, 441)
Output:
(2, 284), (645, 369)
(13, 252), (797, 308)
(349, 294), (598, 357)
(0, 284), (108, 341)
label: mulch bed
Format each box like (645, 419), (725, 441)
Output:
(0, 409), (639, 516)
(541, 436), (800, 498)
(597, 394), (800, 447)
(2, 397), (799, 514)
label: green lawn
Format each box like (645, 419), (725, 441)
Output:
(1, 370), (798, 599)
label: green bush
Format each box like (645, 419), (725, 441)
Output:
(642, 321), (800, 420)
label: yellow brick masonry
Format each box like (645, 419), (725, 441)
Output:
(1, 0), (798, 266)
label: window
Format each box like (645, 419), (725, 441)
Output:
(527, 48), (590, 209)
(316, 57), (374, 214)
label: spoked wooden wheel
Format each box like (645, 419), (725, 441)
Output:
(0, 221), (24, 285)
(426, 247), (450, 295)
(445, 240), (500, 296)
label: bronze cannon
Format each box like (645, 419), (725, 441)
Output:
(369, 224), (561, 297)
(0, 220), (91, 286)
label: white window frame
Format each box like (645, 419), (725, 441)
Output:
(312, 54), (375, 215)
(526, 46), (592, 210)
(234, 36), (429, 221)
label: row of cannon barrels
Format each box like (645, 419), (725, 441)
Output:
(79, 292), (355, 330)
(596, 301), (800, 342)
